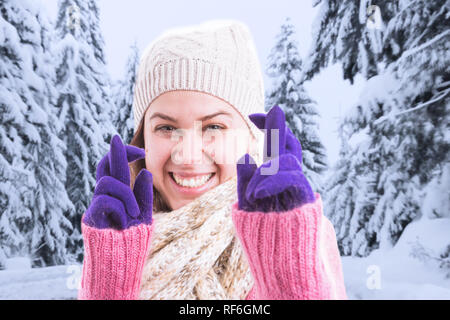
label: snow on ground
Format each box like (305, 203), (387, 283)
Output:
(342, 217), (450, 299)
(0, 256), (448, 300)
(0, 263), (80, 300)
(0, 217), (448, 300)
(342, 251), (450, 299)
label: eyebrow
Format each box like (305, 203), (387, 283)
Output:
(149, 111), (232, 122)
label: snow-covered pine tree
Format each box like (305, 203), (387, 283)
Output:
(323, 125), (359, 255)
(86, 0), (116, 140)
(309, 0), (449, 255)
(0, 0), (75, 266)
(266, 17), (328, 192)
(0, 1), (32, 260)
(113, 42), (140, 144)
(305, 0), (388, 83)
(54, 0), (116, 261)
(359, 0), (449, 251)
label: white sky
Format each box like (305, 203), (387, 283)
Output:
(43, 0), (365, 167)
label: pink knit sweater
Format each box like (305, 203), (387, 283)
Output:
(78, 194), (347, 300)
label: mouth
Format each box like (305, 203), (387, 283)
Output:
(168, 172), (215, 188)
(168, 171), (217, 197)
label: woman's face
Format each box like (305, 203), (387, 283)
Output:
(144, 90), (254, 211)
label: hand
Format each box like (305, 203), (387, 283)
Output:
(83, 134), (153, 230)
(237, 105), (315, 212)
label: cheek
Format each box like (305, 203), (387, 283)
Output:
(144, 135), (172, 187)
(216, 163), (237, 182)
(203, 129), (251, 165)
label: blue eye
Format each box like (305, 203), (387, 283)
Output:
(205, 124), (224, 131)
(155, 125), (175, 132)
(155, 125), (175, 135)
(155, 124), (224, 133)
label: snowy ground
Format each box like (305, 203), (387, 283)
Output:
(1, 218), (449, 300)
(0, 262), (80, 300)
(342, 253), (450, 300)
(342, 217), (450, 299)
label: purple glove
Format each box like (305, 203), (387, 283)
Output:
(237, 105), (315, 213)
(83, 134), (153, 230)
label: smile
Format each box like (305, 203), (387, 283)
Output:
(169, 172), (214, 188)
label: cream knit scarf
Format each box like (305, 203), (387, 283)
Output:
(139, 176), (254, 300)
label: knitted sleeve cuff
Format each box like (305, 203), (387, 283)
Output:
(232, 193), (347, 300)
(245, 286), (257, 300)
(77, 217), (154, 300)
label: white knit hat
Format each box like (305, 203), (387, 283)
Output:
(132, 20), (266, 149)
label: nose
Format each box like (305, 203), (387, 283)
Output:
(171, 124), (210, 165)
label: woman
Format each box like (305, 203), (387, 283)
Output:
(78, 20), (347, 300)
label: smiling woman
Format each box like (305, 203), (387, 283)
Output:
(78, 19), (347, 301)
(138, 90), (257, 211)
(128, 89), (262, 212)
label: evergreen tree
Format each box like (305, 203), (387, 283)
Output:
(86, 0), (117, 137)
(309, 0), (449, 255)
(0, 0), (75, 266)
(0, 3), (31, 260)
(323, 125), (358, 255)
(305, 0), (387, 83)
(113, 42), (140, 144)
(54, 0), (116, 261)
(266, 17), (328, 192)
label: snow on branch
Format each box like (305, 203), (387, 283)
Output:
(398, 29), (450, 63)
(373, 88), (449, 125)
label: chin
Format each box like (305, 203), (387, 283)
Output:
(171, 198), (194, 211)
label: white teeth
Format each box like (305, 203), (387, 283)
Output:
(172, 173), (213, 188)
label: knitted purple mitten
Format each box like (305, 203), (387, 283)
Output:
(237, 105), (315, 213)
(83, 134), (153, 230)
